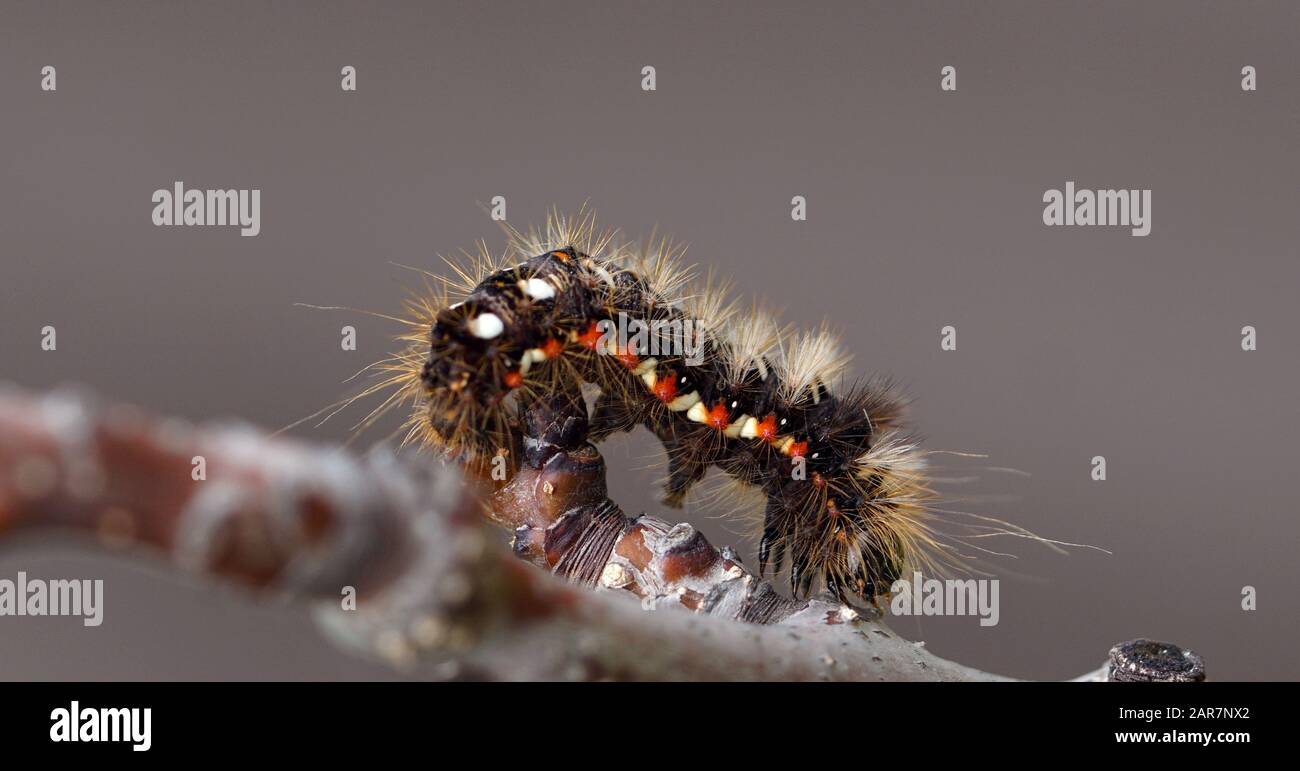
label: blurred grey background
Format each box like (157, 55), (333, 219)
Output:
(1, 0), (1297, 680)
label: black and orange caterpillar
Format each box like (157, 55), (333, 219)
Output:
(364, 212), (946, 607)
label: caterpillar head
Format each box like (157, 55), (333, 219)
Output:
(414, 249), (590, 458)
(415, 299), (510, 456)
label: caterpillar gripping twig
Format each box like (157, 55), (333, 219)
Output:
(397, 213), (943, 608)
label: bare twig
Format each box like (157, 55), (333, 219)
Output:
(0, 384), (1201, 681)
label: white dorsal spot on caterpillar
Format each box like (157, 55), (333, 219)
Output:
(519, 277), (556, 300)
(466, 312), (504, 339)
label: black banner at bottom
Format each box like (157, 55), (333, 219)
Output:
(1, 681), (1285, 757)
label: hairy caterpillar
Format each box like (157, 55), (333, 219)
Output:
(356, 211), (951, 607)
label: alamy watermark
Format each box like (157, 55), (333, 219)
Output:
(50, 701), (151, 751)
(1043, 181), (1151, 237)
(151, 181), (261, 236)
(595, 312), (707, 366)
(889, 571), (999, 627)
(0, 571), (103, 627)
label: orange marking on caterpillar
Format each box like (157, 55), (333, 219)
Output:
(503, 370), (524, 389)
(706, 403), (730, 431)
(578, 322), (603, 350)
(755, 414), (778, 442)
(786, 440), (809, 459)
(541, 337), (565, 359)
(652, 369), (678, 402)
(616, 348), (640, 370)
